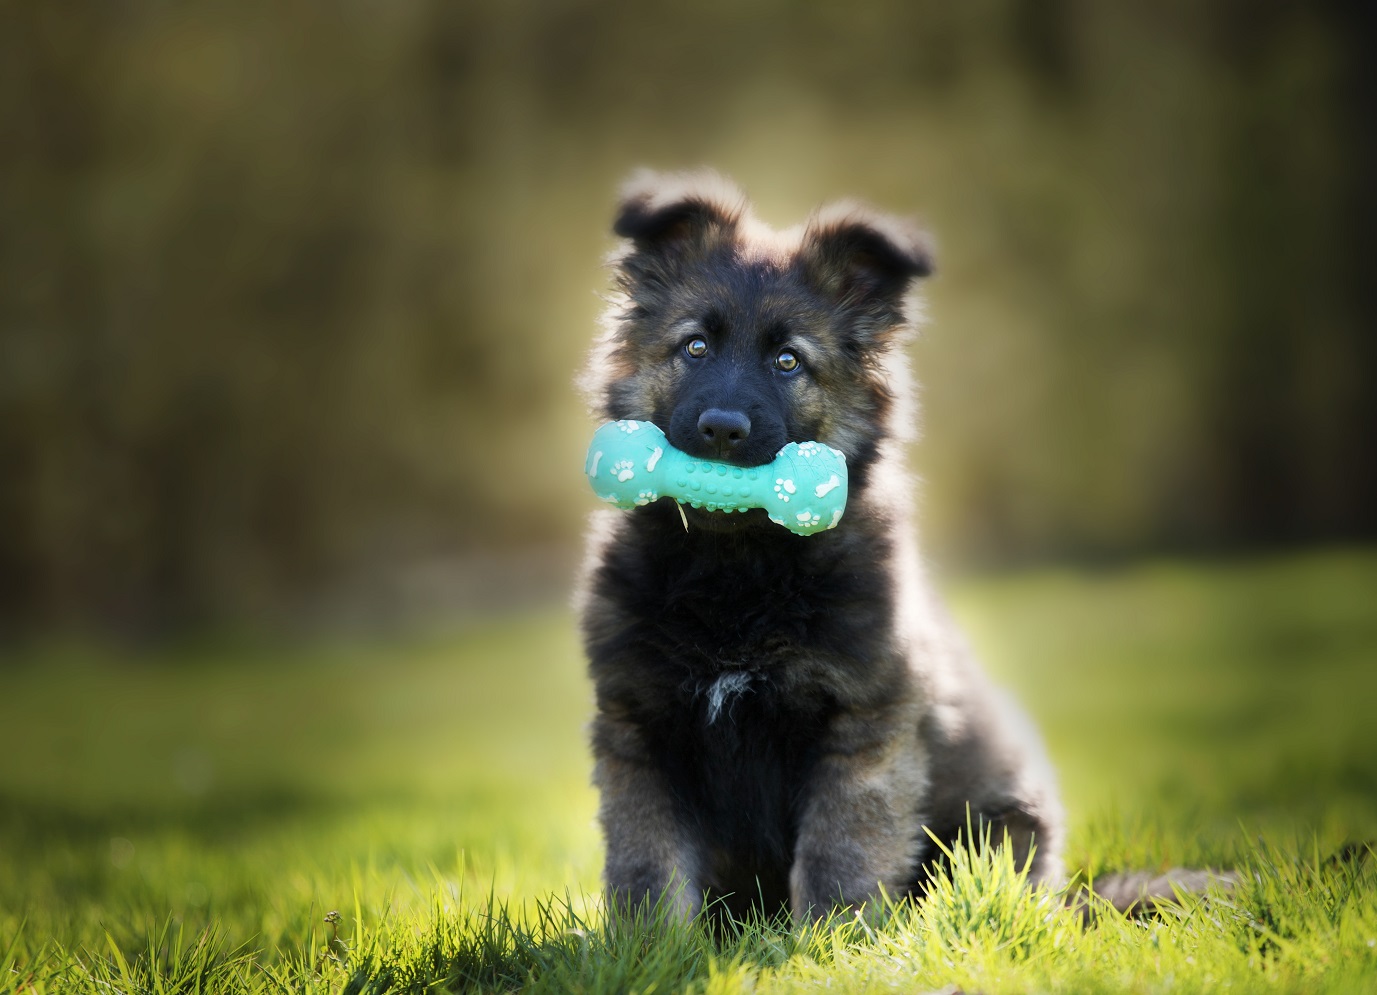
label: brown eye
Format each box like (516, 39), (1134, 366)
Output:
(775, 349), (800, 373)
(684, 336), (708, 358)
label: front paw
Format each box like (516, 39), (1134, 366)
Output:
(605, 867), (701, 922)
(789, 845), (880, 923)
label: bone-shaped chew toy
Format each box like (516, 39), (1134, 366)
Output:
(585, 420), (848, 535)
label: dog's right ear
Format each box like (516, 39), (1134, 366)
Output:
(613, 170), (744, 267)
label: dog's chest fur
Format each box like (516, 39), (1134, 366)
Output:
(590, 502), (900, 701)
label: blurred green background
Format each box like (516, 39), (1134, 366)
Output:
(2, 0), (1373, 635)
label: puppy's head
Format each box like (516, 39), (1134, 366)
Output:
(585, 169), (932, 502)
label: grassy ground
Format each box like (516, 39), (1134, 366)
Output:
(2, 548), (1375, 993)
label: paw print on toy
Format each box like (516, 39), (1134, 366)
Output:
(612, 460), (635, 482)
(773, 478), (796, 503)
(615, 420), (643, 434)
(795, 441), (823, 459)
(795, 511), (822, 528)
(635, 489), (658, 506)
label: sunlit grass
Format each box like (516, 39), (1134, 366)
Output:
(3, 548), (1375, 992)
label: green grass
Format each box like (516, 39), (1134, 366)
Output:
(2, 548), (1376, 993)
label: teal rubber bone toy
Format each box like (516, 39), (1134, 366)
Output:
(584, 420), (848, 536)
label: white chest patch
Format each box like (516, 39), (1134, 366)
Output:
(704, 671), (755, 725)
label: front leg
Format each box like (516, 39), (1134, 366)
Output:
(592, 708), (703, 920)
(790, 708), (927, 922)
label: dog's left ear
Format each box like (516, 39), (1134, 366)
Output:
(801, 205), (933, 311)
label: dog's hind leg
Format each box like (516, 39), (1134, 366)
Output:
(981, 802), (1064, 886)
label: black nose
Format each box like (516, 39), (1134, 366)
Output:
(697, 408), (751, 457)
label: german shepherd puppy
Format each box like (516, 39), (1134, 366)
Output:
(578, 170), (1064, 924)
